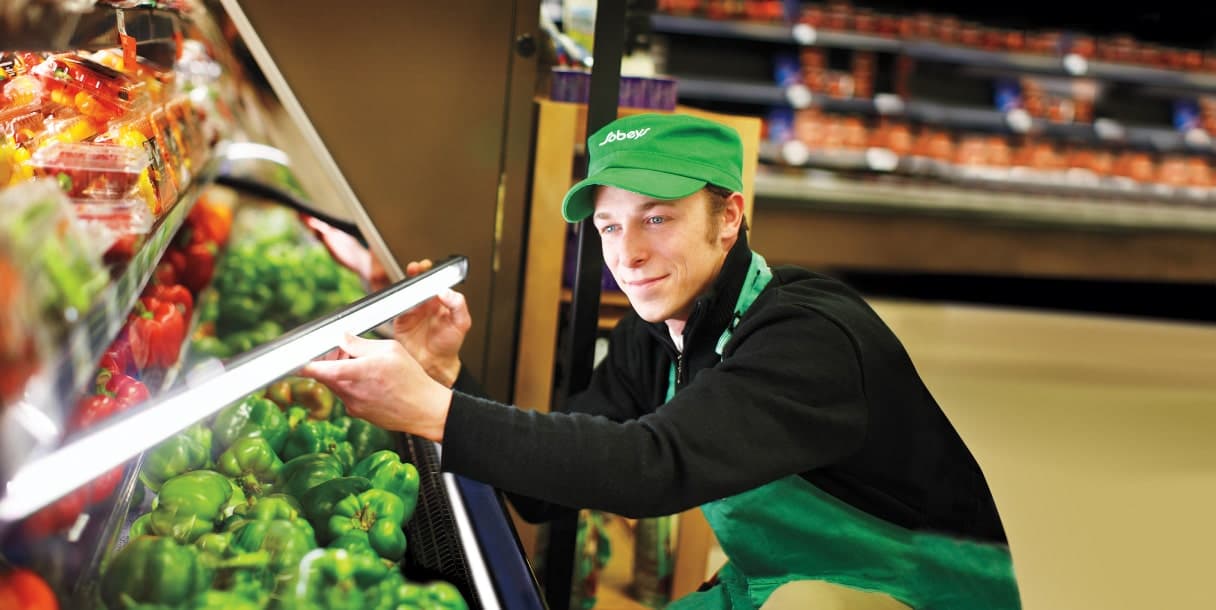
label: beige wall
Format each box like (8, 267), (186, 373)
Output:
(871, 299), (1216, 610)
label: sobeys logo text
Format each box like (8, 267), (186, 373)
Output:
(599, 127), (651, 146)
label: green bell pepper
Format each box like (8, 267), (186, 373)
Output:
(421, 581), (470, 610)
(193, 531), (234, 559)
(285, 548), (389, 609)
(129, 513), (152, 539)
(140, 425), (212, 493)
(186, 590), (264, 610)
(298, 476), (371, 544)
(330, 413), (352, 438)
(240, 493), (304, 522)
(327, 530), (377, 557)
(281, 419), (355, 472)
(193, 532), (272, 607)
(149, 470), (246, 543)
(100, 536), (213, 609)
(369, 577), (469, 610)
(229, 518), (318, 574)
(191, 336), (232, 360)
(222, 330), (257, 356)
(223, 492), (304, 533)
(326, 489), (407, 562)
(266, 377), (336, 421)
(351, 450), (420, 523)
(214, 395), (288, 455)
(277, 453), (344, 500)
(248, 320), (284, 346)
(216, 437), (284, 498)
(196, 290), (219, 325)
(218, 296), (264, 335)
(346, 419), (395, 463)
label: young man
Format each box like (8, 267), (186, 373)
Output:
(303, 114), (1021, 609)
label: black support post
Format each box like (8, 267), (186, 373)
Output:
(541, 1), (626, 608)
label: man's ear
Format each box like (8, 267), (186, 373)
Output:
(721, 191), (746, 241)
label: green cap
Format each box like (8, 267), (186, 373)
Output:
(561, 113), (744, 222)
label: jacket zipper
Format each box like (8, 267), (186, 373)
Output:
(676, 352), (685, 387)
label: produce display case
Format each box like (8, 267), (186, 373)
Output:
(1, 1), (544, 608)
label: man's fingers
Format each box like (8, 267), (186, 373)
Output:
(405, 259), (434, 278)
(335, 332), (387, 358)
(298, 358), (347, 383)
(438, 289), (472, 331)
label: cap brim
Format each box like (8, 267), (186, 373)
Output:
(561, 166), (707, 222)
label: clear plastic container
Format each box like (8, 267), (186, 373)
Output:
(31, 54), (148, 122)
(30, 141), (150, 200)
(0, 235), (43, 407)
(71, 197), (154, 253)
(0, 179), (109, 324)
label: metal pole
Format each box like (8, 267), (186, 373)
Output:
(542, 0), (626, 608)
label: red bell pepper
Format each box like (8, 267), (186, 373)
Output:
(128, 297), (186, 371)
(179, 242), (217, 294)
(151, 261), (177, 287)
(84, 466), (124, 505)
(22, 489), (85, 539)
(97, 370), (150, 409)
(165, 248), (188, 284)
(98, 334), (136, 379)
(0, 564), (60, 610)
(67, 393), (121, 433)
(144, 283), (193, 322)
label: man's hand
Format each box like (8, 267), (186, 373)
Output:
(304, 216), (389, 291)
(299, 333), (452, 442)
(394, 259), (470, 387)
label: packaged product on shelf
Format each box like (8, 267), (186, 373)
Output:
(0, 179), (109, 324)
(96, 114), (176, 215)
(30, 54), (149, 123)
(89, 48), (175, 105)
(0, 99), (48, 149)
(71, 197), (155, 253)
(0, 237), (43, 407)
(29, 141), (150, 200)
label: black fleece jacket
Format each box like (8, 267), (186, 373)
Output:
(442, 232), (1008, 544)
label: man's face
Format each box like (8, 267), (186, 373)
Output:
(592, 186), (732, 330)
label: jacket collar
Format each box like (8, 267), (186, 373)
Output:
(646, 229), (753, 357)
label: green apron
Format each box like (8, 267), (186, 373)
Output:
(665, 252), (1021, 610)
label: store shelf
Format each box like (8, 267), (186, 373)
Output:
(1, 3), (180, 58)
(651, 13), (900, 52)
(677, 75), (1213, 156)
(759, 138), (1216, 211)
(754, 167), (1216, 233)
(0, 254), (469, 527)
(652, 14), (1216, 94)
(0, 151), (222, 486)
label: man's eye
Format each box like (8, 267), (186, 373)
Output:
(645, 216), (665, 225)
(599, 225), (618, 234)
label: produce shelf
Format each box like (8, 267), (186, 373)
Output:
(754, 166), (1216, 233)
(675, 75), (1213, 156)
(651, 14), (1216, 94)
(1, 150), (222, 486)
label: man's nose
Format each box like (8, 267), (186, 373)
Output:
(619, 227), (648, 267)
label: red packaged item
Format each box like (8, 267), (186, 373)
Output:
(71, 197), (154, 254)
(96, 116), (175, 214)
(30, 142), (149, 200)
(31, 55), (148, 123)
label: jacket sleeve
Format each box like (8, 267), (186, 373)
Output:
(440, 300), (869, 518)
(495, 316), (657, 522)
